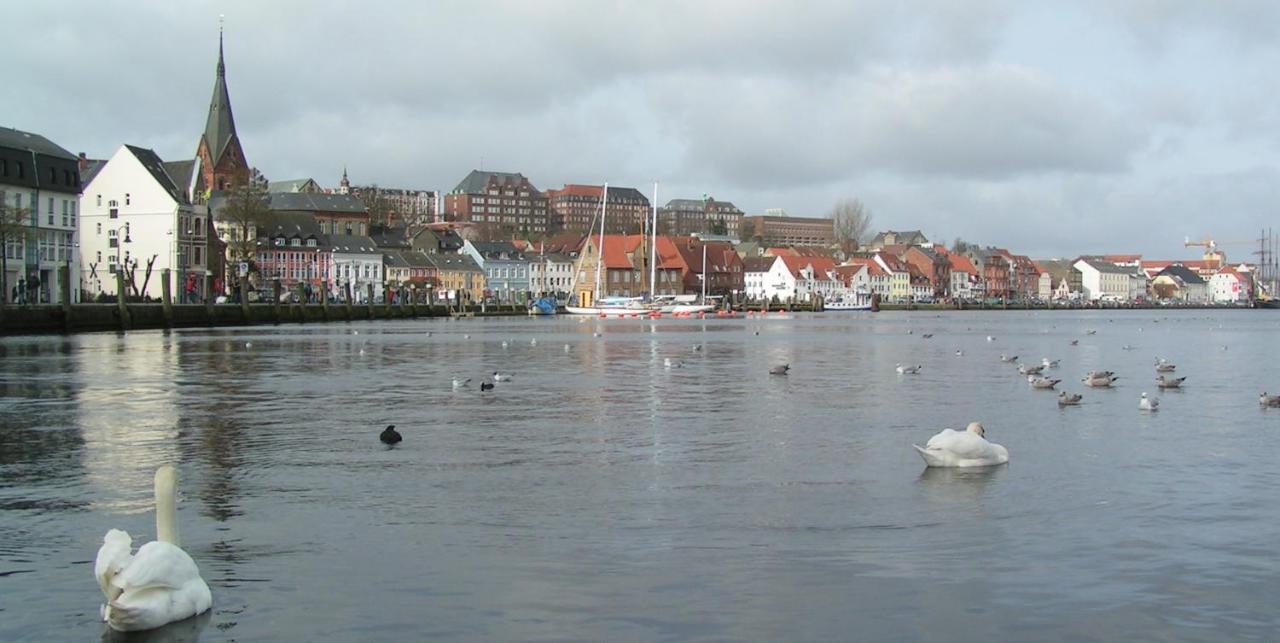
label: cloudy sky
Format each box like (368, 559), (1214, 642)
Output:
(8, 1), (1280, 258)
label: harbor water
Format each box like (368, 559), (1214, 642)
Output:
(1, 310), (1278, 641)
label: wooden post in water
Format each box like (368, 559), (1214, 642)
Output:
(204, 274), (215, 321)
(321, 282), (330, 321)
(239, 279), (250, 322)
(295, 283), (307, 323)
(116, 269), (130, 330)
(272, 279), (282, 323)
(60, 265), (72, 332)
(366, 283), (375, 319)
(161, 269), (173, 327)
(344, 282), (353, 319)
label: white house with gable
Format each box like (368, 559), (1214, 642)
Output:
(329, 235), (384, 303)
(79, 144), (208, 300)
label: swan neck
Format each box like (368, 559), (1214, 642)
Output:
(155, 466), (180, 546)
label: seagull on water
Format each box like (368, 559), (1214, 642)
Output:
(1139, 392), (1159, 411)
(896, 363), (922, 375)
(769, 364), (790, 375)
(492, 372), (513, 382)
(664, 358), (682, 369)
(452, 377), (471, 390)
(1156, 375), (1185, 389)
(1058, 391), (1083, 406)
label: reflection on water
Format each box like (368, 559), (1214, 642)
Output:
(2, 311), (1280, 641)
(101, 610), (210, 643)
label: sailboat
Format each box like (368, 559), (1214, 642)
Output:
(565, 183), (648, 315)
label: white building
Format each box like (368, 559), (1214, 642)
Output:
(1073, 258), (1131, 302)
(329, 235), (384, 303)
(1, 127), (82, 303)
(528, 251), (575, 299)
(1210, 267), (1251, 304)
(758, 255), (840, 302)
(79, 145), (208, 300)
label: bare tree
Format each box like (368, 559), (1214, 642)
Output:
(739, 219), (756, 243)
(0, 201), (35, 302)
(219, 168), (271, 265)
(356, 184), (394, 229)
(829, 198), (874, 253)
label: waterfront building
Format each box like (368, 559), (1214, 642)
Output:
(830, 263), (871, 299)
(252, 211), (330, 297)
(946, 252), (980, 301)
(527, 250), (575, 300)
(873, 252), (912, 302)
(328, 235), (383, 303)
(742, 256), (776, 301)
(79, 145), (207, 301)
(1073, 257), (1131, 302)
(741, 213), (834, 247)
(766, 255), (840, 303)
(1210, 266), (1252, 304)
(573, 234), (652, 303)
(965, 248), (1011, 300)
(658, 238), (744, 298)
(401, 250), (439, 299)
(658, 197), (743, 238)
(545, 184), (650, 235)
(383, 252), (411, 289)
(1151, 265), (1208, 303)
(427, 252), (485, 304)
(2, 127), (82, 303)
(461, 239), (532, 303)
(902, 245), (950, 300)
(843, 258), (892, 300)
(444, 170), (549, 237)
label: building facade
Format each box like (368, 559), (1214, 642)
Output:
(659, 197), (743, 238)
(444, 170), (549, 237)
(545, 184), (651, 235)
(741, 214), (834, 247)
(79, 145), (207, 301)
(1, 127), (82, 303)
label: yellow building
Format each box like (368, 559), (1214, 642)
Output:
(428, 253), (485, 303)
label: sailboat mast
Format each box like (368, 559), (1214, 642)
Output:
(701, 241), (708, 302)
(650, 182), (659, 297)
(594, 182), (608, 300)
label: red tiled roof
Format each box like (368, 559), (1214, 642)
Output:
(947, 253), (978, 275)
(546, 184), (604, 199)
(777, 255), (837, 279)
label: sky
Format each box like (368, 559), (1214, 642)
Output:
(7, 0), (1280, 259)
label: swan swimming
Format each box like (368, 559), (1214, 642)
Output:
(95, 465), (212, 632)
(912, 422), (1008, 467)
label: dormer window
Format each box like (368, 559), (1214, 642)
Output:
(291, 238), (301, 247)
(307, 238), (317, 247)
(274, 237), (285, 246)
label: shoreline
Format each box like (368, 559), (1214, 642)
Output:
(0, 300), (1264, 336)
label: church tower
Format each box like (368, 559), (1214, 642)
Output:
(195, 23), (249, 198)
(339, 166), (350, 194)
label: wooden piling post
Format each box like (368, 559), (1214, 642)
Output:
(161, 269), (173, 327)
(116, 269), (131, 331)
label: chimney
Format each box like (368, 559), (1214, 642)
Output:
(78, 152), (88, 172)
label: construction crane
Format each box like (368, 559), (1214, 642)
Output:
(1183, 236), (1254, 249)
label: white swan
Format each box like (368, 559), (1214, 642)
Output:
(913, 422), (1008, 467)
(95, 465), (212, 632)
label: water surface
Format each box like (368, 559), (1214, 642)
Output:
(2, 310), (1278, 641)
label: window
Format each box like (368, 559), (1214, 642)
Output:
(70, 202), (76, 227)
(125, 193), (131, 205)
(96, 251), (102, 263)
(62, 200), (68, 226)
(50, 167), (57, 184)
(97, 195), (102, 207)
(109, 208), (118, 219)
(48, 197), (54, 215)
(0, 159), (5, 176)
(193, 217), (201, 233)
(17, 161), (24, 178)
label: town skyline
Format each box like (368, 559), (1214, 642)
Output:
(6, 1), (1279, 260)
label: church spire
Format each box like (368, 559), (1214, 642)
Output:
(202, 16), (237, 166)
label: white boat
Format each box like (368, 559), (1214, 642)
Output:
(825, 295), (876, 311)
(564, 296), (650, 316)
(653, 294), (714, 314)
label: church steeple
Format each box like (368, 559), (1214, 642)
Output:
(195, 17), (248, 195)
(203, 20), (237, 167)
